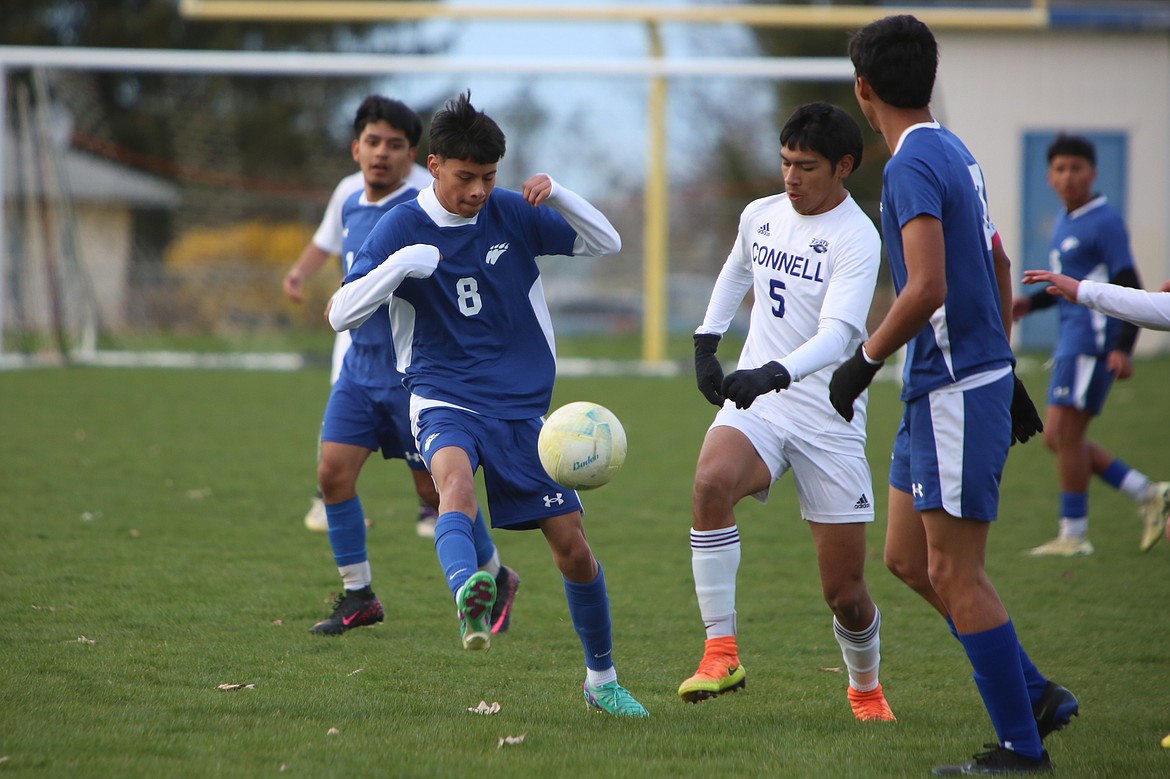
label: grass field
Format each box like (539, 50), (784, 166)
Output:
(2, 357), (1169, 778)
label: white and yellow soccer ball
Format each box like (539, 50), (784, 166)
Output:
(538, 401), (627, 490)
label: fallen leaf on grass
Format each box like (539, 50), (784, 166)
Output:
(216, 683), (255, 691)
(271, 619), (284, 626)
(347, 668), (364, 676)
(186, 487), (212, 499)
(72, 636), (96, 644)
(327, 727), (340, 736)
(818, 666), (841, 673)
(32, 604), (56, 612)
(468, 700), (501, 715)
(497, 733), (526, 749)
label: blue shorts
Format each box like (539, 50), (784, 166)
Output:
(413, 406), (584, 530)
(1047, 355), (1114, 415)
(320, 373), (426, 469)
(889, 372), (1011, 521)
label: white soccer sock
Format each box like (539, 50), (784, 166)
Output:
(1121, 469), (1152, 502)
(339, 561), (372, 591)
(834, 609), (881, 693)
(1058, 517), (1088, 538)
(479, 548), (501, 579)
(586, 666), (618, 688)
(690, 526), (741, 640)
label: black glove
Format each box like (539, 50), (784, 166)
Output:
(721, 361), (792, 409)
(694, 334), (725, 406)
(829, 344), (883, 422)
(1010, 373), (1044, 445)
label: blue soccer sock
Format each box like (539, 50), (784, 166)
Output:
(1100, 459), (1130, 490)
(564, 563), (615, 674)
(326, 496), (367, 568)
(1058, 491), (1088, 538)
(957, 620), (1043, 760)
(469, 508), (499, 575)
(947, 616), (1047, 704)
(434, 511), (478, 599)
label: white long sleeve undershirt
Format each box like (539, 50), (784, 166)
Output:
(1077, 280), (1170, 331)
(327, 244), (441, 332)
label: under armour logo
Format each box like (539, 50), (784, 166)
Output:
(756, 223), (770, 236)
(853, 494), (871, 510)
(543, 492), (565, 508)
(486, 242), (509, 265)
(912, 483), (925, 499)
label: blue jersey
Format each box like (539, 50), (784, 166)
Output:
(880, 123), (1014, 400)
(337, 185), (418, 386)
(346, 188), (578, 419)
(1046, 196), (1134, 357)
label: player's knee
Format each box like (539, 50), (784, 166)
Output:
(317, 459), (355, 501)
(691, 468), (736, 517)
(823, 582), (868, 624)
(884, 549), (925, 590)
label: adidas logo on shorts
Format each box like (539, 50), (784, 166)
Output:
(853, 494), (871, 510)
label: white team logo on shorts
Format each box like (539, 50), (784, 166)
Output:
(486, 243), (509, 265)
(543, 492), (564, 507)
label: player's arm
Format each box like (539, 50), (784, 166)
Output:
(327, 244), (442, 331)
(283, 242), (332, 303)
(867, 215), (947, 360)
(693, 243), (754, 406)
(829, 215), (944, 422)
(525, 174), (621, 257)
(1107, 267), (1142, 374)
(1077, 279), (1170, 331)
(990, 231), (1014, 340)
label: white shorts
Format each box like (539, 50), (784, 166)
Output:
(711, 404), (875, 524)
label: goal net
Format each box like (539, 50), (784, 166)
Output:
(0, 48), (859, 369)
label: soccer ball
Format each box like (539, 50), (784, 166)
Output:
(538, 401), (627, 490)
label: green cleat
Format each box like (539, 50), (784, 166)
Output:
(583, 680), (649, 718)
(457, 571), (496, 651)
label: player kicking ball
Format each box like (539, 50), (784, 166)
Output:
(328, 92), (647, 718)
(678, 102), (894, 723)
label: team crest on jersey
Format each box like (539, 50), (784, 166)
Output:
(1059, 236), (1080, 254)
(756, 223), (770, 236)
(809, 238), (829, 254)
(486, 243), (509, 265)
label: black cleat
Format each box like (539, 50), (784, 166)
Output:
(1034, 681), (1079, 740)
(490, 566), (520, 634)
(932, 744), (1052, 776)
(309, 586), (384, 635)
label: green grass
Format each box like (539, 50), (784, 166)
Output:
(1, 358), (1169, 778)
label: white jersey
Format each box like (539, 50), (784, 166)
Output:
(699, 192), (880, 453)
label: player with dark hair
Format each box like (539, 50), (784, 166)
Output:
(327, 92), (647, 717)
(837, 15), (1076, 775)
(679, 102), (894, 723)
(283, 101), (435, 537)
(306, 95), (519, 637)
(1012, 132), (1168, 556)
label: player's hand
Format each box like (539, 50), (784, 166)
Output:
(1009, 373), (1044, 445)
(829, 344), (882, 422)
(693, 334), (724, 406)
(721, 361), (791, 410)
(1022, 269), (1080, 303)
(1107, 350), (1133, 380)
(521, 174), (553, 207)
(283, 270), (305, 303)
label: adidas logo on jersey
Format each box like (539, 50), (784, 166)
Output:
(853, 494), (871, 510)
(756, 223), (770, 236)
(486, 242), (509, 265)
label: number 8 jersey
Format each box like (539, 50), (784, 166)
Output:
(346, 185), (577, 420)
